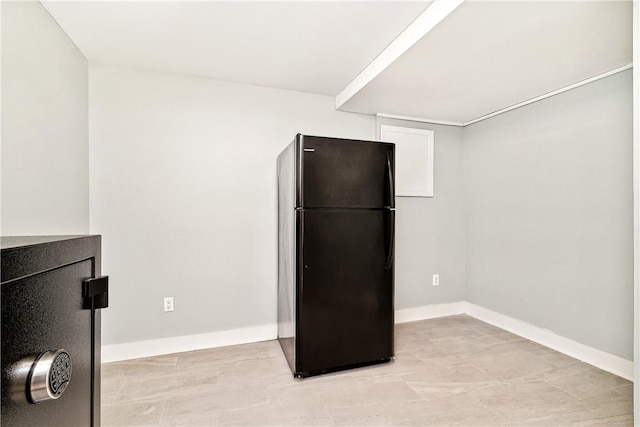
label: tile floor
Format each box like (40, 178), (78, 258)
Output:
(101, 315), (633, 426)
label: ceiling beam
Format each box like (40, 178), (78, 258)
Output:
(335, 0), (464, 110)
(376, 113), (464, 127)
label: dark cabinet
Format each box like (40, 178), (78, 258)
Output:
(1, 236), (107, 426)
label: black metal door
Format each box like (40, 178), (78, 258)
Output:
(297, 209), (394, 374)
(299, 136), (394, 209)
(1, 260), (93, 426)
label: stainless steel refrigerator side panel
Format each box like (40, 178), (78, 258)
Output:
(277, 136), (298, 373)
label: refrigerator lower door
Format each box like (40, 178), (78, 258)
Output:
(297, 209), (394, 376)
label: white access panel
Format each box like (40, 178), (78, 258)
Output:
(380, 125), (434, 197)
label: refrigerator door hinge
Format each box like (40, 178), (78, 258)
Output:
(82, 276), (109, 310)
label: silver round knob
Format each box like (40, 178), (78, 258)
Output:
(27, 349), (72, 403)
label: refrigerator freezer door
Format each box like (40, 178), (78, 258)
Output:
(297, 209), (394, 375)
(298, 135), (394, 209)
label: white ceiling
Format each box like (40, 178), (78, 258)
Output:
(41, 0), (633, 124)
(338, 0), (633, 124)
(41, 1), (430, 96)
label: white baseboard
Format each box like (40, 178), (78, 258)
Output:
(395, 301), (465, 324)
(102, 302), (633, 382)
(464, 302), (633, 381)
(102, 323), (277, 363)
(102, 303), (465, 363)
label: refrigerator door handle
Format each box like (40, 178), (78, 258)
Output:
(385, 210), (395, 271)
(386, 151), (395, 207)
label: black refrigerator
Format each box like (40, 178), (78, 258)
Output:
(277, 134), (395, 378)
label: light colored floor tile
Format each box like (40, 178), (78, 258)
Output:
(349, 351), (426, 379)
(113, 364), (218, 404)
(326, 402), (397, 426)
(572, 414), (634, 426)
(218, 400), (334, 427)
(160, 407), (218, 427)
(215, 356), (290, 385)
(468, 376), (579, 413)
(614, 383), (634, 398)
(533, 350), (580, 368)
(401, 343), (451, 358)
(175, 340), (282, 371)
(410, 392), (506, 426)
(537, 363), (631, 400)
(103, 354), (178, 380)
(159, 382), (271, 425)
(461, 348), (559, 380)
(318, 377), (422, 408)
(426, 336), (492, 355)
(501, 414), (578, 426)
(409, 354), (467, 369)
(558, 390), (634, 423)
(101, 315), (632, 427)
(394, 335), (445, 355)
(403, 362), (497, 401)
(102, 398), (166, 427)
(101, 375), (126, 405)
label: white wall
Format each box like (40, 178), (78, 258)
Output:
(89, 65), (375, 345)
(464, 70), (633, 359)
(1, 1), (89, 235)
(92, 64), (632, 365)
(376, 117), (466, 308)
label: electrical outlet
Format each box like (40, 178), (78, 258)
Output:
(432, 274), (440, 286)
(164, 297), (174, 312)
